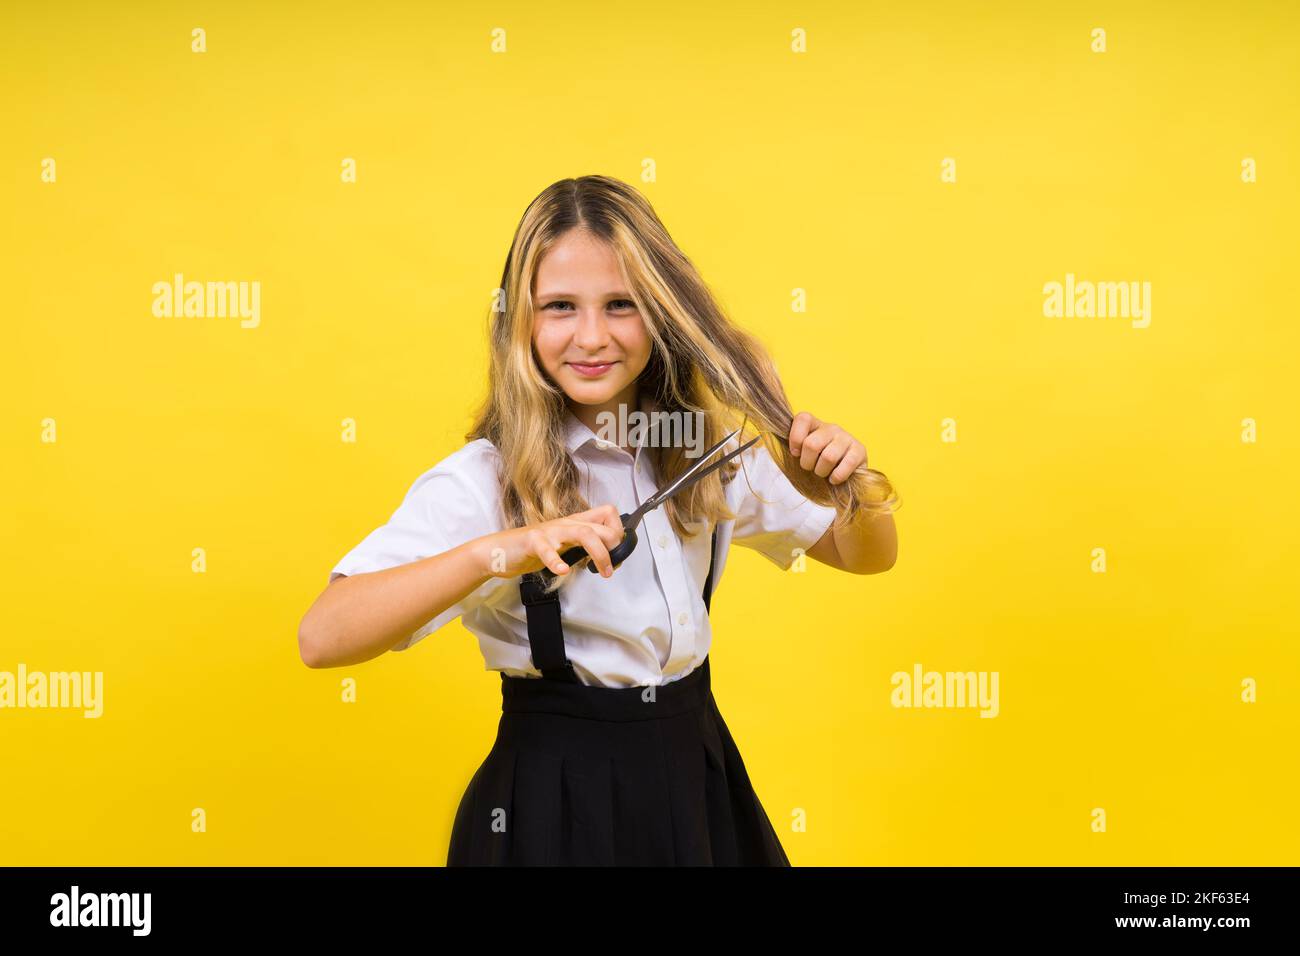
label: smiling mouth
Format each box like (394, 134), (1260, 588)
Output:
(567, 361), (617, 377)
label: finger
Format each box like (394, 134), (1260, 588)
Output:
(594, 504), (624, 533)
(789, 412), (818, 456)
(813, 435), (850, 479)
(829, 444), (866, 484)
(534, 535), (570, 575)
(573, 526), (615, 577)
(573, 504), (623, 532)
(582, 520), (625, 546)
(798, 425), (833, 472)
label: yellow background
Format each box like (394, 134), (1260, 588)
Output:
(3, 0), (1296, 865)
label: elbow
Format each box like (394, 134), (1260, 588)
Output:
(297, 617), (330, 669)
(856, 530), (898, 575)
(871, 545), (898, 574)
(849, 547), (897, 575)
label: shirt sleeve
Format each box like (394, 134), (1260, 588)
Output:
(329, 447), (505, 651)
(728, 441), (838, 571)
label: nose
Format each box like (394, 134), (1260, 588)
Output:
(571, 305), (612, 351)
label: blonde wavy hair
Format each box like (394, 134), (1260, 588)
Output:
(467, 174), (899, 576)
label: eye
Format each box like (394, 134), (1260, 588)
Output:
(541, 299), (636, 312)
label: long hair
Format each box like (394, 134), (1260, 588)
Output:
(468, 175), (899, 582)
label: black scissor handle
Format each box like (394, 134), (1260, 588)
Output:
(588, 514), (637, 573)
(539, 512), (637, 582)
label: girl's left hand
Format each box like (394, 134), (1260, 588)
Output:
(788, 411), (867, 485)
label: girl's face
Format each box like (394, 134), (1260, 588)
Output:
(531, 229), (651, 413)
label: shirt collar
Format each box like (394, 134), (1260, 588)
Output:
(563, 408), (596, 453)
(563, 396), (665, 457)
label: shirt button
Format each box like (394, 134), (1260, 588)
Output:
(677, 611), (689, 626)
(658, 534), (668, 548)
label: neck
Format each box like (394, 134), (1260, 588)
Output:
(568, 381), (641, 450)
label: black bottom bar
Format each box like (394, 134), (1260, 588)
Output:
(0, 866), (1286, 941)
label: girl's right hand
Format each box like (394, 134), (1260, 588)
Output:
(489, 505), (626, 579)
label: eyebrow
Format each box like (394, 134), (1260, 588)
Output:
(535, 291), (633, 300)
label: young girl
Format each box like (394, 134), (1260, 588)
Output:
(299, 175), (899, 866)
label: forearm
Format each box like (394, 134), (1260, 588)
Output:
(298, 532), (501, 668)
(831, 506), (898, 574)
(784, 411), (896, 574)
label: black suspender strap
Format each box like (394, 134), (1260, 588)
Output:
(518, 570), (579, 683)
(703, 525), (718, 613)
(520, 526), (720, 683)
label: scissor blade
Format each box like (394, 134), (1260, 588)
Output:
(630, 432), (761, 525)
(640, 428), (739, 510)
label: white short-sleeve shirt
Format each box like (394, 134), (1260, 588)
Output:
(330, 410), (837, 688)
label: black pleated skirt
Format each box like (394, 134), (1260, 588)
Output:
(446, 655), (791, 866)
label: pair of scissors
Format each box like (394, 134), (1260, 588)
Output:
(538, 427), (761, 583)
